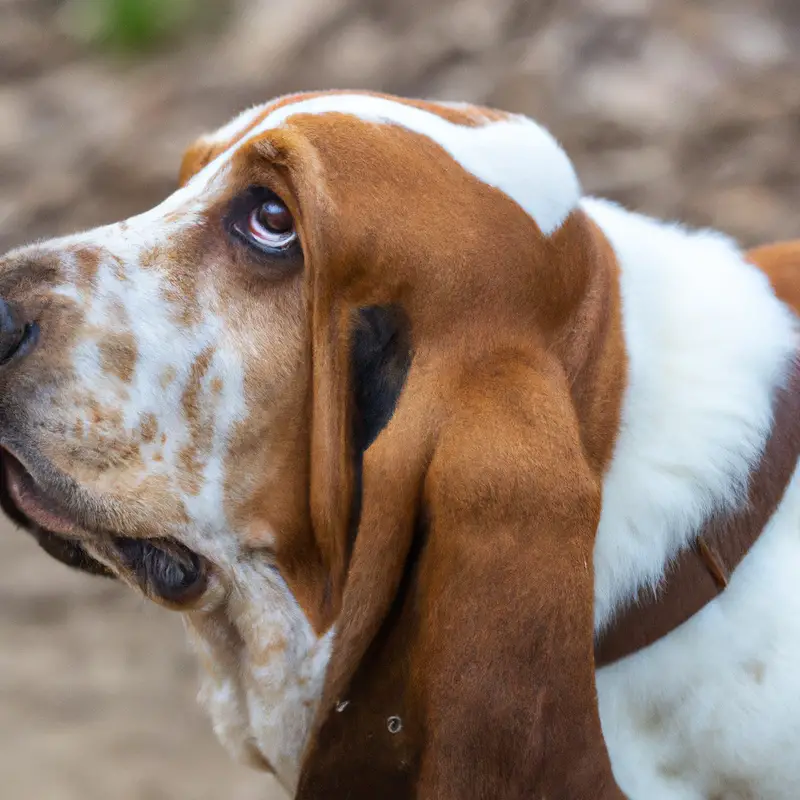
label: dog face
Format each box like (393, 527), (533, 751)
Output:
(0, 91), (583, 790)
(0, 99), (326, 787)
(0, 159), (311, 588)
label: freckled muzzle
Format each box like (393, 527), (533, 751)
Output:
(0, 242), (219, 608)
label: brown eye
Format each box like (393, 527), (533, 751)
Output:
(245, 198), (297, 251)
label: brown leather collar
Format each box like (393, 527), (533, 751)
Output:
(595, 354), (800, 667)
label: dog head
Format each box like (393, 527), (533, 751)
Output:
(0, 91), (625, 794)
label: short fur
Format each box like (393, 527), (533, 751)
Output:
(0, 91), (799, 798)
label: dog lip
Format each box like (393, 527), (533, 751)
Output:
(0, 448), (217, 606)
(2, 449), (83, 537)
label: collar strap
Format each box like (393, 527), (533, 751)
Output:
(595, 355), (800, 667)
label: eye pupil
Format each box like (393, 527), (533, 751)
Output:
(258, 201), (293, 234)
(236, 192), (299, 254)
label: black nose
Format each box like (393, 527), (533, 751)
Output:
(0, 298), (38, 366)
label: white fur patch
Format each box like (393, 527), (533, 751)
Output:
(584, 198), (800, 797)
(188, 564), (333, 793)
(597, 462), (800, 799)
(585, 197), (799, 631)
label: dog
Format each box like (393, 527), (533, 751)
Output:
(1, 90), (799, 799)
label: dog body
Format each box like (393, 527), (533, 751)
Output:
(1, 91), (799, 798)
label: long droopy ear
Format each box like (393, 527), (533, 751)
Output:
(298, 213), (627, 799)
(307, 289), (357, 621)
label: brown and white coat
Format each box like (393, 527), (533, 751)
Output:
(1, 91), (799, 799)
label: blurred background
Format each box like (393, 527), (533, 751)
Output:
(0, 0), (798, 798)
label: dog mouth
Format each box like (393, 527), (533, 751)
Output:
(3, 450), (86, 537)
(0, 448), (209, 604)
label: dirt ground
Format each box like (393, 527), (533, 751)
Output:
(0, 0), (798, 798)
(0, 519), (281, 800)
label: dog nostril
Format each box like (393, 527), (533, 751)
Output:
(0, 298), (38, 366)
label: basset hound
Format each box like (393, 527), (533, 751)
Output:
(1, 90), (799, 799)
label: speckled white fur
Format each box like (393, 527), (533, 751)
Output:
(49, 217), (247, 561)
(185, 565), (333, 792)
(29, 193), (326, 793)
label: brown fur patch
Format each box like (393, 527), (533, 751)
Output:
(161, 274), (200, 328)
(160, 365), (177, 388)
(268, 113), (628, 797)
(70, 245), (103, 291)
(111, 254), (128, 282)
(140, 246), (164, 270)
(178, 139), (217, 187)
(178, 347), (215, 495)
(139, 412), (158, 443)
(98, 331), (138, 384)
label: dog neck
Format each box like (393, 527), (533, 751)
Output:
(585, 198), (798, 634)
